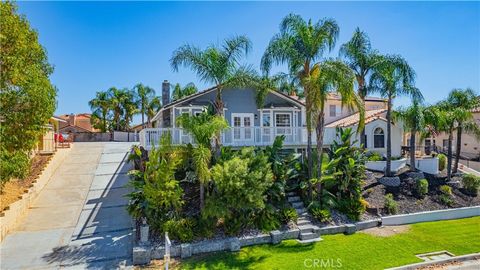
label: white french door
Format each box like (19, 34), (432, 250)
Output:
(231, 113), (254, 142)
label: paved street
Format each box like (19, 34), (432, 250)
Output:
(0, 142), (135, 269)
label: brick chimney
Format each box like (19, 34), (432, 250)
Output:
(68, 113), (75, 126)
(162, 80), (170, 106)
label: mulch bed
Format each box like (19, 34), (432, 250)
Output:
(0, 154), (51, 213)
(362, 169), (480, 217)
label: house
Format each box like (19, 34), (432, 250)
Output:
(58, 113), (99, 134)
(140, 80), (404, 156)
(406, 107), (480, 159)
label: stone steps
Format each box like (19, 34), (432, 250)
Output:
(287, 196), (301, 203)
(299, 232), (318, 241)
(291, 201), (304, 208)
(285, 191), (322, 244)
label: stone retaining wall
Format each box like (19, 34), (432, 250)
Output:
(0, 147), (72, 242)
(381, 206), (480, 225)
(132, 220), (382, 265)
(133, 207), (480, 265)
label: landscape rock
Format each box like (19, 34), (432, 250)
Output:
(379, 176), (401, 187)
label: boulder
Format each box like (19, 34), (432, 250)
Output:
(379, 176), (401, 187)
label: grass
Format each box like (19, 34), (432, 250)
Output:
(179, 217), (480, 270)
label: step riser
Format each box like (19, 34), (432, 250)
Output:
(300, 233), (319, 241)
(287, 196), (301, 203)
(292, 202), (304, 208)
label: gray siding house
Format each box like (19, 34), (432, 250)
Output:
(140, 80), (403, 156)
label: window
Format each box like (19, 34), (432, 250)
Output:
(329, 105), (336, 117)
(373, 127), (385, 148)
(262, 114), (271, 127)
(364, 135), (368, 148)
(275, 113), (291, 127)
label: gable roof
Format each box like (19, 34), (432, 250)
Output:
(325, 109), (387, 128)
(152, 86), (305, 122)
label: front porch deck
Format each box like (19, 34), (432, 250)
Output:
(139, 127), (337, 149)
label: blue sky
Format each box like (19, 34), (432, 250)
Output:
(18, 1), (480, 124)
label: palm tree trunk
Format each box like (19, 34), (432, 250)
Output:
(447, 131), (453, 181)
(359, 91), (366, 148)
(213, 87), (224, 158)
(386, 97), (392, 176)
(410, 132), (416, 171)
(306, 99), (313, 201)
(316, 111), (325, 204)
(200, 184), (204, 210)
(453, 125), (462, 173)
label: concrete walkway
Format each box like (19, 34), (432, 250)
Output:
(0, 142), (135, 269)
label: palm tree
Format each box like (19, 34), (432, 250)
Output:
(122, 89), (138, 131)
(176, 111), (228, 210)
(424, 103), (460, 181)
(134, 84), (156, 128)
(261, 14), (339, 181)
(89, 91), (111, 132)
(393, 100), (425, 171)
(170, 35), (252, 117)
(108, 87), (127, 131)
(445, 88), (480, 173)
(146, 96), (161, 128)
(369, 55), (422, 176)
(339, 28), (380, 147)
(306, 60), (362, 197)
(172, 82), (198, 101)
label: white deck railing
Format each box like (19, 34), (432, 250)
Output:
(139, 127), (337, 149)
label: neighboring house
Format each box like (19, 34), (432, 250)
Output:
(406, 108), (480, 159)
(58, 113), (100, 134)
(140, 80), (403, 156)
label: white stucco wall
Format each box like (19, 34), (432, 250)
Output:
(349, 119), (403, 157)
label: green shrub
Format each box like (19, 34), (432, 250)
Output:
(0, 150), (30, 186)
(416, 179), (429, 198)
(311, 207), (331, 223)
(462, 174), (480, 195)
(384, 194), (398, 214)
(194, 216), (216, 239)
(438, 154), (447, 171)
(336, 198), (367, 221)
(255, 205), (280, 232)
(163, 218), (195, 242)
(204, 147), (274, 233)
(439, 185), (453, 206)
(439, 185), (452, 195)
(280, 207), (298, 223)
(367, 152), (383, 161)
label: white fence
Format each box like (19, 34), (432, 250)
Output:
(139, 127), (337, 149)
(113, 131), (139, 142)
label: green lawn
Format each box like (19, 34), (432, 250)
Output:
(180, 217), (480, 270)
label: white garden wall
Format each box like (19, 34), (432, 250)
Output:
(366, 158), (407, 173)
(406, 157), (439, 174)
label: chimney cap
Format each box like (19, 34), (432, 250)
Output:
(163, 80), (169, 83)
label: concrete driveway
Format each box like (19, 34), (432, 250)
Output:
(0, 142), (135, 269)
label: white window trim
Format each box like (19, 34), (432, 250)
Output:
(373, 126), (385, 149)
(274, 112), (292, 127)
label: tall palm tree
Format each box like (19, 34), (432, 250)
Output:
(445, 88), (480, 173)
(339, 28), (380, 147)
(393, 100), (425, 171)
(146, 96), (161, 128)
(369, 55), (422, 176)
(306, 60), (362, 197)
(170, 35), (252, 117)
(261, 14), (339, 181)
(122, 89), (138, 131)
(134, 83), (156, 128)
(89, 91), (111, 132)
(424, 102), (462, 181)
(172, 82), (198, 101)
(108, 87), (127, 131)
(176, 111), (228, 210)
